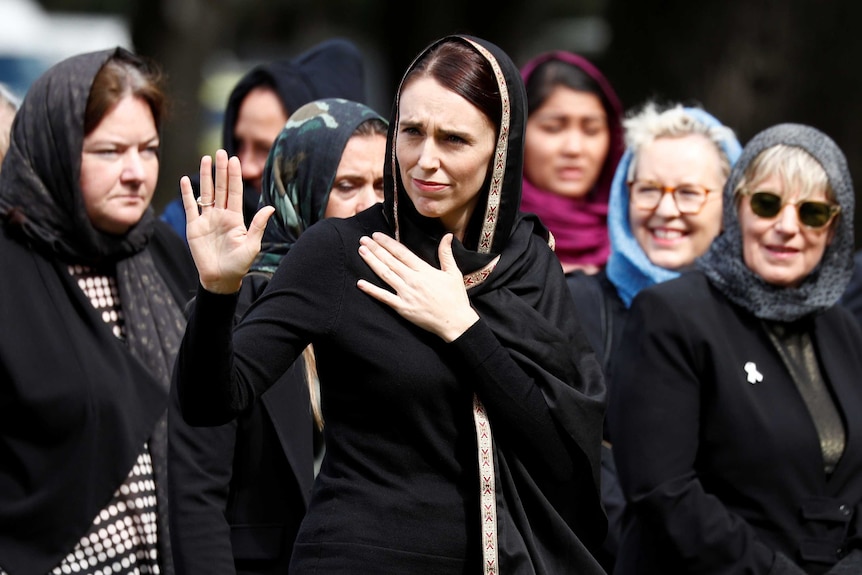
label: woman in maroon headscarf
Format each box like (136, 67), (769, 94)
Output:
(520, 51), (624, 274)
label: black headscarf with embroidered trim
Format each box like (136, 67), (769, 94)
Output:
(0, 48), (188, 573)
(383, 35), (608, 572)
(383, 36), (524, 274)
(698, 124), (855, 322)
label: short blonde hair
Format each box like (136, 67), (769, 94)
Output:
(733, 144), (834, 204)
(624, 101), (736, 181)
(0, 83), (19, 168)
(0, 83), (20, 112)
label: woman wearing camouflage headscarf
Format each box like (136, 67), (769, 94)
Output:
(169, 98), (387, 575)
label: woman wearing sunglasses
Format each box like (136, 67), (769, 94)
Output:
(608, 124), (862, 574)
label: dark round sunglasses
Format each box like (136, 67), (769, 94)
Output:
(748, 191), (840, 229)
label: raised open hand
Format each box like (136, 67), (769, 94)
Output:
(356, 232), (479, 342)
(180, 149), (274, 294)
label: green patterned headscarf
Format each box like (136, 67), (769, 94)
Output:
(250, 98), (386, 273)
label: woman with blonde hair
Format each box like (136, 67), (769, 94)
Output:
(0, 83), (20, 168)
(568, 101), (741, 570)
(611, 124), (862, 574)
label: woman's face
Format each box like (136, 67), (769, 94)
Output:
(524, 86), (610, 198)
(80, 95), (159, 234)
(396, 75), (497, 240)
(739, 173), (835, 287)
(629, 134), (725, 270)
(234, 86), (288, 193)
(324, 133), (386, 218)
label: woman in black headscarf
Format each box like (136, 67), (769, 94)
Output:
(174, 35), (606, 573)
(609, 124), (862, 574)
(160, 38), (368, 239)
(0, 49), (196, 574)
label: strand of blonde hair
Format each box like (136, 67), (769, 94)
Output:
(303, 345), (324, 431)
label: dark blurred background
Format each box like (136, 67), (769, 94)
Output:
(3, 0), (861, 242)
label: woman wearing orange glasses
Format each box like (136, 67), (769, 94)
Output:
(569, 102), (741, 372)
(567, 102), (740, 570)
(609, 124), (862, 574)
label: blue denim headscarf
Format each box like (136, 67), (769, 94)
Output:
(605, 107), (742, 307)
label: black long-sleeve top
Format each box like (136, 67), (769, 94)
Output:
(175, 206), (607, 573)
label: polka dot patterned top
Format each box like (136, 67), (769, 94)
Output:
(68, 265), (126, 340)
(0, 448), (161, 575)
(0, 266), (162, 575)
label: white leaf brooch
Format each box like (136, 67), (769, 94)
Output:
(744, 361), (764, 384)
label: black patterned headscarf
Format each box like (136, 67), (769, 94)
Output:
(0, 47), (185, 378)
(0, 48), (154, 262)
(698, 124), (855, 322)
(0, 48), (187, 573)
(251, 98), (386, 274)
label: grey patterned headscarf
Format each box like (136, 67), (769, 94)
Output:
(697, 124), (854, 322)
(250, 98), (386, 273)
(0, 48), (186, 573)
(0, 47), (185, 382)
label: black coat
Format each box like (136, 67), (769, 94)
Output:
(169, 274), (316, 575)
(567, 269), (628, 573)
(567, 269), (627, 376)
(0, 220), (196, 574)
(839, 250), (862, 328)
(609, 271), (862, 575)
(177, 206), (607, 573)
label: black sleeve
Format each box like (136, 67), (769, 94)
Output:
(452, 244), (606, 495)
(168, 382), (238, 575)
(839, 250), (862, 328)
(452, 231), (608, 551)
(450, 318), (576, 482)
(174, 220), (344, 426)
(566, 271), (607, 364)
(167, 275), (272, 575)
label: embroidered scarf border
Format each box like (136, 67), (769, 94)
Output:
(462, 38), (510, 254)
(465, 257), (500, 575)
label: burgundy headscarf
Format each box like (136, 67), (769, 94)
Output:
(520, 52), (623, 271)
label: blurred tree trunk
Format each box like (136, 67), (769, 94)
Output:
(381, 0), (541, 101)
(129, 0), (232, 211)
